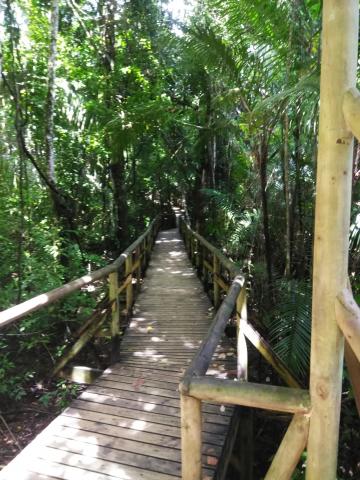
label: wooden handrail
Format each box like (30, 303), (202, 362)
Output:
(179, 214), (301, 388)
(0, 216), (161, 329)
(187, 377), (311, 414)
(179, 216), (241, 276)
(181, 275), (244, 388)
(179, 214), (307, 480)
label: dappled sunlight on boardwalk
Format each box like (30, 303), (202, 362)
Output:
(0, 229), (236, 480)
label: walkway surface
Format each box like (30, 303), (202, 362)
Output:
(0, 229), (236, 480)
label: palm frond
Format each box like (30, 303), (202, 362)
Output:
(268, 279), (312, 380)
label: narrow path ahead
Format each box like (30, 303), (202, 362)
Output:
(0, 229), (236, 480)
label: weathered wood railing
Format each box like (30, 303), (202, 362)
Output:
(179, 217), (311, 480)
(0, 216), (161, 377)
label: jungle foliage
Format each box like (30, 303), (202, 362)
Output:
(0, 0), (359, 476)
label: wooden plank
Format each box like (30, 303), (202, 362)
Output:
(80, 389), (231, 423)
(49, 416), (223, 458)
(71, 399), (229, 435)
(32, 446), (179, 480)
(46, 436), (183, 477)
(61, 407), (225, 445)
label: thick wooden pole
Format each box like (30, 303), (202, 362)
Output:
(188, 378), (310, 414)
(181, 393), (202, 480)
(307, 2), (359, 478)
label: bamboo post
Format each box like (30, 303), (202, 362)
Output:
(181, 393), (202, 480)
(109, 271), (120, 361)
(213, 254), (220, 308)
(125, 254), (133, 316)
(307, 2), (359, 478)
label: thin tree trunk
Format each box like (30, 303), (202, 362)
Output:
(257, 134), (273, 288)
(45, 0), (59, 184)
(293, 113), (305, 278)
(100, 0), (128, 249)
(17, 155), (25, 303)
(283, 113), (291, 277)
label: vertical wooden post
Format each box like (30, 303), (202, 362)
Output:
(307, 2), (359, 478)
(135, 245), (141, 291)
(192, 236), (196, 265)
(181, 393), (202, 480)
(201, 246), (206, 283)
(236, 286), (252, 479)
(109, 271), (120, 362)
(236, 288), (248, 381)
(213, 254), (220, 308)
(125, 254), (133, 317)
(141, 238), (146, 271)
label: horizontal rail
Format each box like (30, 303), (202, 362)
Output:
(179, 213), (307, 480)
(0, 216), (160, 329)
(182, 275), (244, 384)
(183, 377), (311, 414)
(179, 216), (241, 276)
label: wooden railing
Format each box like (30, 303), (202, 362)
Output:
(179, 216), (310, 480)
(0, 215), (161, 377)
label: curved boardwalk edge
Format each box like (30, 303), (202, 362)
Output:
(0, 229), (237, 480)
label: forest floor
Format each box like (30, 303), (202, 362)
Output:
(0, 396), (56, 469)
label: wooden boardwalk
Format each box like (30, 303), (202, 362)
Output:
(0, 229), (236, 480)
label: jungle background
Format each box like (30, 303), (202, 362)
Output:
(0, 0), (359, 477)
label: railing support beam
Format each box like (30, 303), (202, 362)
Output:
(181, 393), (202, 480)
(109, 271), (120, 362)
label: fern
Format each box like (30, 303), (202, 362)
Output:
(268, 279), (312, 380)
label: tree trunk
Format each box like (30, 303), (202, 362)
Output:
(293, 113), (305, 278)
(45, 0), (59, 184)
(100, 0), (128, 249)
(256, 133), (273, 288)
(283, 113), (291, 277)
